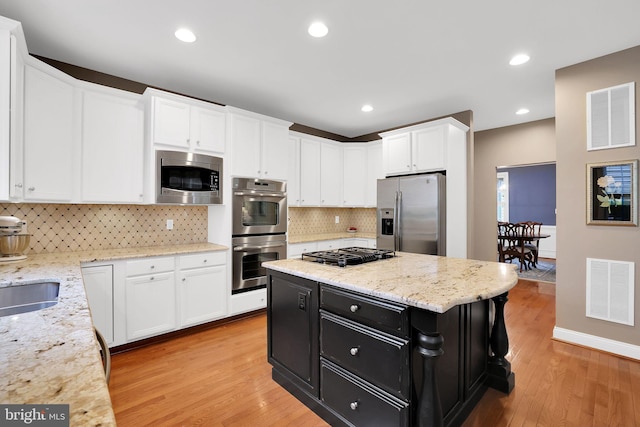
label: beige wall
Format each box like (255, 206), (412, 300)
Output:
(556, 46), (640, 346)
(473, 119), (556, 262)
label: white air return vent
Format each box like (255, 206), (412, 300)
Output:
(586, 258), (634, 325)
(587, 82), (635, 151)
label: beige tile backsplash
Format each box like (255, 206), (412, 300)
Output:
(0, 203), (208, 254)
(0, 203), (376, 255)
(288, 207), (376, 236)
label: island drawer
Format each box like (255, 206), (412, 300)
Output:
(320, 311), (410, 399)
(320, 285), (409, 337)
(321, 359), (409, 427)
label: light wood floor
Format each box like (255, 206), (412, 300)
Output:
(109, 280), (640, 426)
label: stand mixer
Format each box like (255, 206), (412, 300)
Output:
(0, 216), (30, 262)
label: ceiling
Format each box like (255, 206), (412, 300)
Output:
(1, 1), (640, 138)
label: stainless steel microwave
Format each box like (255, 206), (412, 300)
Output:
(156, 150), (223, 204)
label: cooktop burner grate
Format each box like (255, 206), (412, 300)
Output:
(301, 247), (395, 267)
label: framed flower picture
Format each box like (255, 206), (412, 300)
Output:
(587, 160), (638, 226)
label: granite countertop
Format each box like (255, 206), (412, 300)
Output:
(264, 252), (518, 313)
(0, 242), (227, 426)
(288, 232), (377, 244)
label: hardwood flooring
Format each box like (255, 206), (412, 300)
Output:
(109, 280), (640, 426)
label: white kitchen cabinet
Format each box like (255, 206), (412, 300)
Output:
(366, 141), (383, 207)
(316, 239), (342, 251)
(81, 86), (144, 203)
(342, 144), (367, 207)
(299, 138), (321, 206)
(125, 256), (176, 341)
(228, 107), (292, 180)
(288, 241), (317, 258)
(381, 118), (462, 177)
(229, 288), (267, 316)
(286, 135), (301, 206)
(177, 252), (227, 327)
(22, 63), (77, 201)
(320, 142), (343, 206)
(145, 88), (226, 154)
(82, 264), (114, 345)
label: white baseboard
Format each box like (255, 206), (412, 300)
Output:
(553, 327), (640, 360)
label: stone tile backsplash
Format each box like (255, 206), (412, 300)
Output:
(288, 207), (376, 236)
(0, 203), (208, 254)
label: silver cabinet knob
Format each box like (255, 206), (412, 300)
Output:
(264, 171), (268, 175)
(28, 187), (35, 191)
(350, 402), (358, 410)
(350, 347), (359, 356)
(196, 140), (200, 146)
(150, 276), (155, 281)
(182, 277), (186, 282)
(187, 138), (190, 144)
(150, 265), (155, 269)
(203, 259), (208, 263)
(14, 183), (22, 188)
(350, 304), (359, 312)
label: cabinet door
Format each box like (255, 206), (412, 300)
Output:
(230, 113), (261, 177)
(261, 120), (290, 180)
(299, 139), (321, 206)
(412, 126), (446, 172)
(320, 142), (342, 206)
(23, 65), (75, 201)
(342, 145), (367, 206)
(191, 105), (225, 153)
(125, 272), (176, 341)
(286, 136), (300, 206)
(178, 265), (227, 327)
(81, 89), (144, 203)
(82, 265), (114, 344)
(382, 133), (411, 176)
(365, 141), (383, 207)
(152, 96), (190, 149)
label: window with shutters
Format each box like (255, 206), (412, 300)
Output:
(586, 82), (635, 150)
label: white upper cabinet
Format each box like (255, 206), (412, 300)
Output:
(365, 140), (383, 207)
(228, 107), (292, 180)
(299, 138), (321, 206)
(287, 135), (301, 206)
(381, 118), (467, 177)
(22, 63), (77, 202)
(320, 141), (343, 206)
(81, 85), (144, 203)
(145, 88), (226, 154)
(342, 144), (367, 207)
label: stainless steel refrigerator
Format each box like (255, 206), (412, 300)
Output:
(377, 173), (446, 255)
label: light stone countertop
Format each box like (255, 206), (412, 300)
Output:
(288, 232), (377, 244)
(0, 242), (227, 427)
(264, 252), (518, 313)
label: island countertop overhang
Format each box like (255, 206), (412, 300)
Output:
(263, 252), (518, 313)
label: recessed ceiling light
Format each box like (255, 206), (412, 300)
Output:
(308, 22), (328, 38)
(175, 28), (196, 43)
(361, 104), (373, 112)
(509, 54), (530, 66)
(516, 108), (530, 115)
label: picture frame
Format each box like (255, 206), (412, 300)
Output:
(587, 159), (638, 226)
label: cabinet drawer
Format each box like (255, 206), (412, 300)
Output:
(321, 360), (409, 427)
(320, 311), (410, 399)
(179, 251), (225, 270)
(126, 256), (175, 276)
(321, 285), (409, 337)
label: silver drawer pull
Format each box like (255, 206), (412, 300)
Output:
(150, 276), (154, 281)
(350, 304), (359, 313)
(203, 259), (207, 263)
(150, 265), (155, 269)
(350, 401), (358, 410)
(350, 347), (359, 356)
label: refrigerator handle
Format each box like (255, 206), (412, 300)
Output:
(395, 191), (402, 251)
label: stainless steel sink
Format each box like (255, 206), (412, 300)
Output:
(0, 281), (60, 317)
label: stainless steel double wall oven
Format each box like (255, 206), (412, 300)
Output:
(232, 177), (287, 294)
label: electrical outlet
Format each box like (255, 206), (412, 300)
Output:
(166, 219), (174, 230)
(335, 215), (340, 224)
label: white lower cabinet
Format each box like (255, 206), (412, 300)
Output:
(177, 252), (227, 327)
(288, 238), (376, 258)
(81, 264), (114, 345)
(229, 288), (267, 316)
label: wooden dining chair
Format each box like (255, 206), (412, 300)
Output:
(497, 222), (533, 272)
(518, 221), (542, 267)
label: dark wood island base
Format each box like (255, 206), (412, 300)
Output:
(267, 270), (515, 427)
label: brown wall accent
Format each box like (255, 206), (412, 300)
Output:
(555, 45), (640, 346)
(34, 54), (471, 143)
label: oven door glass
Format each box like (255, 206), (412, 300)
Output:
(242, 199), (279, 227)
(233, 195), (287, 235)
(242, 252), (278, 281)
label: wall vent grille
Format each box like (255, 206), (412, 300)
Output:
(586, 258), (634, 325)
(587, 82), (636, 151)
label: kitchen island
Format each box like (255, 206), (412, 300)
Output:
(264, 252), (519, 427)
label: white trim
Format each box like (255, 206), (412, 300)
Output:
(553, 327), (640, 360)
(496, 171), (509, 222)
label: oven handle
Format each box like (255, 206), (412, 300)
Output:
(233, 242), (287, 251)
(233, 191), (286, 197)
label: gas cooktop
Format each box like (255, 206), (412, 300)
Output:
(301, 247), (395, 267)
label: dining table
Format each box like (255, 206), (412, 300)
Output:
(497, 232), (550, 270)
